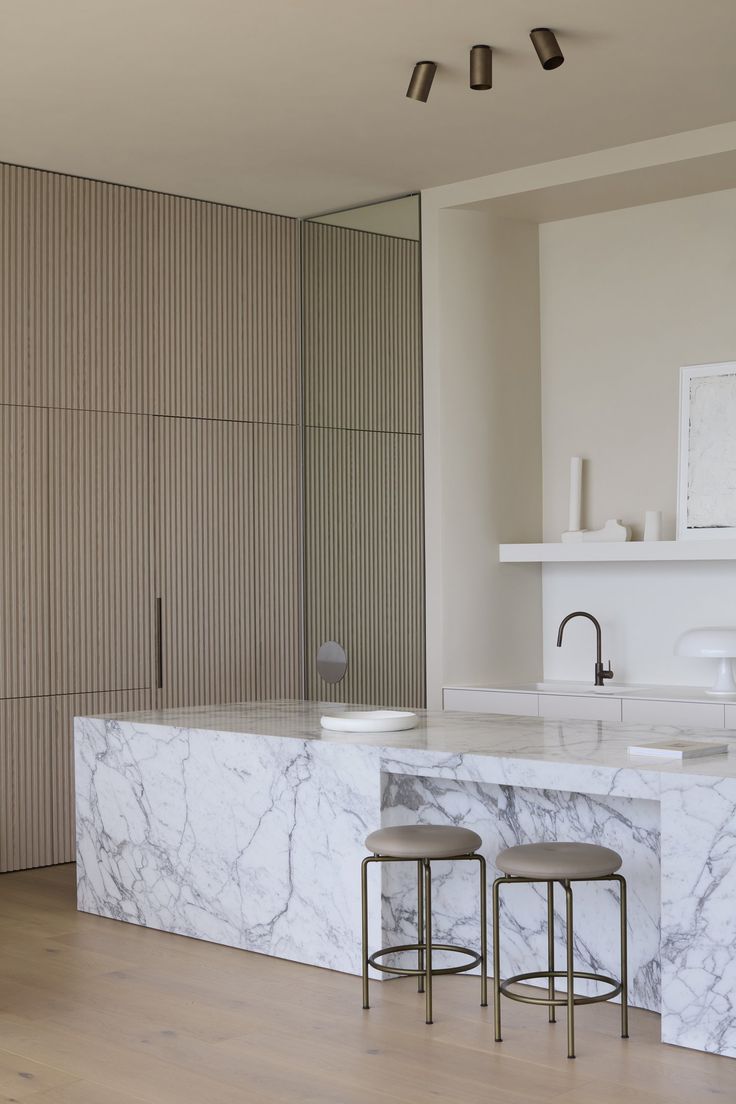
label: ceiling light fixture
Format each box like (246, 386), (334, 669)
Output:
(406, 61), (437, 102)
(408, 29), (565, 102)
(469, 45), (493, 90)
(529, 27), (564, 70)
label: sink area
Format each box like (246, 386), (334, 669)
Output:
(532, 681), (643, 696)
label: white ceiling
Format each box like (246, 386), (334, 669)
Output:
(2, 0), (736, 217)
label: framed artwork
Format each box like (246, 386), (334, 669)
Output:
(678, 362), (736, 540)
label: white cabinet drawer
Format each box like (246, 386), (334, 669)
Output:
(726, 704), (736, 730)
(443, 688), (538, 717)
(538, 694), (621, 722)
(621, 698), (725, 728)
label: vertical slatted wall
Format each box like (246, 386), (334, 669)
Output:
(0, 406), (51, 699)
(47, 410), (153, 696)
(0, 689), (150, 872)
(302, 221), (425, 708)
(0, 162), (300, 870)
(0, 163), (425, 867)
(0, 163), (299, 420)
(153, 419), (301, 709)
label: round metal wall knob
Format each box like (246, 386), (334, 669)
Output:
(316, 640), (348, 683)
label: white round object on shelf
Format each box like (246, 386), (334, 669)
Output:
(320, 710), (418, 733)
(675, 628), (736, 695)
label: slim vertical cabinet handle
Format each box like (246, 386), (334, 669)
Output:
(155, 597), (163, 689)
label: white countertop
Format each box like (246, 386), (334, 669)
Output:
(97, 699), (736, 781)
(446, 680), (731, 704)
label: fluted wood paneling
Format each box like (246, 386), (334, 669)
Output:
(0, 162), (299, 422)
(0, 405), (52, 698)
(0, 698), (53, 871)
(0, 405), (152, 700)
(250, 423), (302, 698)
(154, 418), (301, 709)
(305, 428), (425, 709)
(0, 161), (302, 871)
(0, 688), (150, 871)
(303, 218), (425, 708)
(302, 222), (422, 434)
(47, 409), (152, 695)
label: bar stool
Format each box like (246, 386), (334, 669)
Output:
(361, 824), (487, 1024)
(492, 841), (628, 1059)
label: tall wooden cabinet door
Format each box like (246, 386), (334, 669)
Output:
(249, 423), (301, 699)
(46, 409), (153, 695)
(305, 428), (425, 710)
(153, 417), (255, 709)
(0, 406), (52, 699)
(0, 697), (54, 872)
(0, 688), (152, 871)
(49, 687), (151, 867)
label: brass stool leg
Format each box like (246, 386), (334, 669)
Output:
(563, 880), (575, 1059)
(361, 857), (371, 1010)
(547, 880), (556, 1024)
(617, 874), (629, 1039)
(492, 877), (503, 1041)
(417, 860), (425, 994)
(478, 854), (488, 1007)
(423, 858), (433, 1024)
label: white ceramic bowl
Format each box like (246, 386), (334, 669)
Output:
(320, 710), (418, 733)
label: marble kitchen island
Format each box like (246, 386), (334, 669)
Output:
(75, 701), (736, 1057)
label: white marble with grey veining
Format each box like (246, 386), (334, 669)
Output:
(381, 774), (660, 1011)
(75, 700), (736, 1056)
(660, 774), (736, 1054)
(76, 713), (382, 973)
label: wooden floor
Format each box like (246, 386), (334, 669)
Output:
(0, 866), (733, 1104)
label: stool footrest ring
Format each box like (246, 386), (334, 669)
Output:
(368, 942), (481, 977)
(500, 969), (622, 1007)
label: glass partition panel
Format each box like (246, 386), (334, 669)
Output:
(302, 195), (425, 708)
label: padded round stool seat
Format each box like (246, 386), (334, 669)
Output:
(361, 823), (487, 1023)
(365, 824), (482, 860)
(493, 840), (629, 1058)
(496, 841), (622, 881)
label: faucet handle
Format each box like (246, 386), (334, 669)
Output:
(602, 662), (614, 681)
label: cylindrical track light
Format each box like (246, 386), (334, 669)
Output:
(406, 61), (437, 102)
(530, 27), (564, 70)
(469, 44), (493, 90)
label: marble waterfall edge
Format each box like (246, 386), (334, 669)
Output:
(75, 701), (736, 1057)
(75, 715), (381, 973)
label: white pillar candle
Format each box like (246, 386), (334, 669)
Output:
(568, 456), (583, 533)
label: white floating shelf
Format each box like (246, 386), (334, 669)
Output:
(499, 540), (736, 563)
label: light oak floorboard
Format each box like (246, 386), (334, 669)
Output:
(0, 1048), (78, 1102)
(0, 866), (733, 1104)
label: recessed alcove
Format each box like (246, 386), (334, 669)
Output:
(422, 124), (736, 705)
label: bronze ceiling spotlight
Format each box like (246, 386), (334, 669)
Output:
(469, 44), (493, 90)
(406, 61), (437, 102)
(530, 27), (564, 70)
(408, 28), (563, 100)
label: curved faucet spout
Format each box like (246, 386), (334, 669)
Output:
(556, 611), (613, 688)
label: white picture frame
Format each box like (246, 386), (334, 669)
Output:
(677, 361), (736, 540)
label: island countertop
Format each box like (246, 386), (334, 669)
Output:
(89, 698), (736, 781)
(75, 700), (736, 1059)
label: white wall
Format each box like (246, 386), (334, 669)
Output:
(540, 188), (736, 686)
(542, 562), (736, 686)
(423, 130), (736, 699)
(422, 206), (543, 705)
(540, 188), (736, 542)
